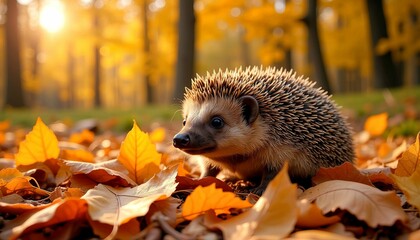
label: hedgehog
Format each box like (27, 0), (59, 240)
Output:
(173, 66), (354, 194)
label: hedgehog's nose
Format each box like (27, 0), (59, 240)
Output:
(173, 133), (190, 148)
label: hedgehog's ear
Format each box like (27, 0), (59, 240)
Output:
(239, 95), (259, 124)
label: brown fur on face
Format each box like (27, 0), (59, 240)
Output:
(180, 97), (267, 158)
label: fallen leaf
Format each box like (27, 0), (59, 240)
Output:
(296, 199), (340, 228)
(289, 229), (356, 240)
(63, 159), (136, 186)
(0, 168), (25, 186)
(182, 183), (252, 220)
(391, 167), (420, 210)
(360, 167), (395, 187)
(81, 166), (177, 236)
(299, 180), (407, 227)
(0, 198), (88, 240)
(1, 176), (50, 197)
(118, 120), (161, 184)
(312, 162), (373, 186)
(15, 117), (59, 166)
(69, 129), (95, 145)
(364, 113), (388, 137)
(0, 196), (53, 215)
(206, 163), (297, 240)
(176, 176), (233, 192)
(149, 127), (166, 143)
(394, 133), (420, 177)
(0, 120), (10, 131)
(146, 197), (181, 226)
(60, 149), (95, 163)
(88, 217), (140, 240)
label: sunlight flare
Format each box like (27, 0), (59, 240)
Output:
(39, 1), (65, 33)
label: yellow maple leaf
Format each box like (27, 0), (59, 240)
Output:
(182, 183), (252, 220)
(394, 132), (420, 177)
(364, 113), (388, 136)
(391, 166), (420, 210)
(15, 117), (59, 166)
(205, 163), (297, 240)
(117, 120), (161, 184)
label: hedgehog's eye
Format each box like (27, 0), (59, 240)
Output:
(210, 116), (224, 129)
(182, 119), (186, 126)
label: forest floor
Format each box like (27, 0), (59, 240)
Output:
(0, 86), (420, 239)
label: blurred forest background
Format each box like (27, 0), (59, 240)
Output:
(0, 0), (419, 109)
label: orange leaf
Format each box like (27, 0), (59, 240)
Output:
(312, 162), (373, 186)
(61, 149), (95, 163)
(0, 168), (25, 186)
(299, 180), (407, 227)
(69, 129), (95, 145)
(296, 199), (340, 228)
(15, 117), (59, 166)
(364, 113), (388, 136)
(0, 198), (87, 240)
(394, 133), (420, 177)
(205, 163), (297, 240)
(0, 120), (10, 131)
(182, 183), (252, 220)
(117, 120), (161, 184)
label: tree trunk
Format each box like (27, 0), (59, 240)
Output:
(173, 0), (195, 103)
(142, 0), (153, 104)
(93, 9), (101, 107)
(366, 0), (400, 88)
(5, 0), (26, 108)
(306, 0), (331, 93)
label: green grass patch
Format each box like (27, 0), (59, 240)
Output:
(1, 86), (419, 134)
(0, 105), (183, 132)
(333, 86), (420, 117)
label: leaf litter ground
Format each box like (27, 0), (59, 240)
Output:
(0, 114), (419, 239)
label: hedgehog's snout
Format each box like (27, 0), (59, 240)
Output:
(173, 133), (191, 148)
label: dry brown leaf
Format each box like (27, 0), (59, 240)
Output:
(312, 162), (373, 186)
(182, 183), (252, 220)
(296, 199), (340, 228)
(394, 133), (420, 177)
(117, 120), (161, 184)
(15, 117), (60, 166)
(81, 166), (177, 239)
(63, 159), (136, 186)
(0, 198), (88, 240)
(205, 163), (297, 240)
(299, 180), (407, 227)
